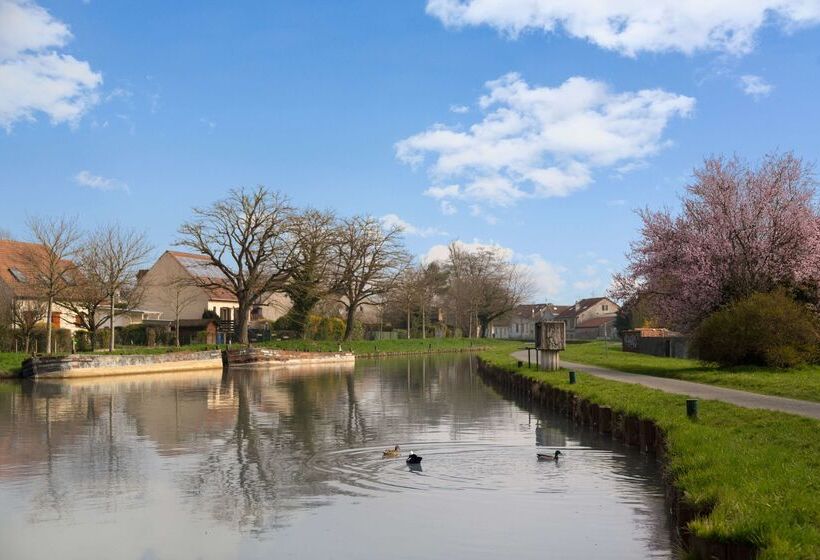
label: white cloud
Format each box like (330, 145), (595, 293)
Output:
(426, 0), (820, 56)
(0, 0), (102, 130)
(423, 239), (514, 264)
(439, 200), (458, 215)
(739, 74), (773, 99)
(380, 213), (447, 238)
(522, 253), (565, 300)
(449, 104), (469, 113)
(398, 73), (693, 207)
(74, 170), (129, 193)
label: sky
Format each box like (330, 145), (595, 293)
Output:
(1, 0), (820, 304)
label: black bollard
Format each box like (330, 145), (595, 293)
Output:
(568, 370), (576, 384)
(686, 399), (699, 419)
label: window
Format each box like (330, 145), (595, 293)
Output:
(8, 268), (27, 283)
(602, 304), (609, 311)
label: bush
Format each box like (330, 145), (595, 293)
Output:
(692, 291), (820, 367)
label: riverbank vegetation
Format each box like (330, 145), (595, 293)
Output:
(479, 345), (820, 559)
(563, 341), (820, 402)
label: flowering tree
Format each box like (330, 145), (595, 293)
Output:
(612, 152), (820, 331)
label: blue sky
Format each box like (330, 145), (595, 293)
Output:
(2, 0), (820, 304)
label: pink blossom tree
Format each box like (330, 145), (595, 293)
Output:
(612, 152), (820, 332)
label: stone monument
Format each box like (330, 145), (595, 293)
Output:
(535, 321), (565, 371)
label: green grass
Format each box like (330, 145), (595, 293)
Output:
(0, 352), (25, 377)
(0, 338), (511, 376)
(257, 337), (509, 354)
(479, 344), (820, 559)
(560, 340), (820, 402)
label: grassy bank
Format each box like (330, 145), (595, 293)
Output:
(480, 345), (820, 559)
(0, 338), (511, 376)
(0, 352), (25, 377)
(561, 340), (820, 402)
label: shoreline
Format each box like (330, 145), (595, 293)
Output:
(476, 357), (757, 560)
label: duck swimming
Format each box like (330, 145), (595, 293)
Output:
(383, 444), (401, 458)
(537, 450), (563, 461)
(406, 451), (422, 464)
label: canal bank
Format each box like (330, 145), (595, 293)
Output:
(477, 349), (820, 560)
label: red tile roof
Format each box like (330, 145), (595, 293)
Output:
(0, 239), (76, 299)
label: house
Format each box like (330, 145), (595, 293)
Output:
(622, 327), (689, 358)
(137, 251), (289, 331)
(0, 239), (83, 336)
(554, 297), (620, 341)
(491, 303), (569, 341)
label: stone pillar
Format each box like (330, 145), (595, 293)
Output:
(538, 349), (560, 370)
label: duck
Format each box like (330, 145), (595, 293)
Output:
(383, 444), (401, 458)
(406, 451), (422, 464)
(537, 450), (563, 461)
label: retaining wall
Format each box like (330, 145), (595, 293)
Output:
(21, 350), (223, 379)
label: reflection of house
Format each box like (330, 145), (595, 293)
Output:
(138, 251), (289, 329)
(622, 328), (689, 358)
(0, 239), (83, 334)
(491, 303), (569, 341)
(555, 297), (619, 341)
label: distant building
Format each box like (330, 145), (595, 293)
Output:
(554, 297), (620, 341)
(137, 251), (289, 329)
(622, 328), (689, 358)
(0, 239), (83, 335)
(491, 303), (569, 341)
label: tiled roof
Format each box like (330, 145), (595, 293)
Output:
(623, 327), (683, 337)
(0, 239), (76, 299)
(555, 297), (614, 320)
(165, 250), (237, 302)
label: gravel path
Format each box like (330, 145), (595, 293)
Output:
(511, 351), (820, 420)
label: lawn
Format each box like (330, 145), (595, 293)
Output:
(560, 340), (820, 402)
(0, 352), (25, 377)
(479, 345), (820, 560)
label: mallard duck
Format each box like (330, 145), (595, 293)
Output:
(383, 444), (401, 458)
(537, 450), (563, 461)
(406, 451), (422, 464)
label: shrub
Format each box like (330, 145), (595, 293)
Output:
(692, 291), (820, 367)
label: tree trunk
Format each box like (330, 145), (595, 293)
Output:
(479, 318), (489, 338)
(421, 300), (426, 340)
(236, 301), (251, 346)
(109, 293), (115, 352)
(90, 327), (97, 351)
(176, 317), (180, 347)
(342, 304), (357, 341)
(46, 296), (53, 354)
(406, 307), (411, 339)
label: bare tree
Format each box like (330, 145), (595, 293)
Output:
(83, 224), (152, 351)
(281, 209), (340, 338)
(161, 276), (200, 346)
(333, 216), (410, 341)
(445, 243), (533, 338)
(177, 186), (295, 345)
(11, 298), (46, 353)
(58, 279), (109, 351)
(26, 215), (82, 354)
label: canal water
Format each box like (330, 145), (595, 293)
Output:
(0, 355), (675, 559)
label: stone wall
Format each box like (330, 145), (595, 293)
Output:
(21, 350), (223, 378)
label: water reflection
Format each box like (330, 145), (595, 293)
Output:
(0, 356), (674, 559)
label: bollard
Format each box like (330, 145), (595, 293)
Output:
(517, 360), (523, 368)
(568, 370), (576, 384)
(686, 399), (699, 419)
